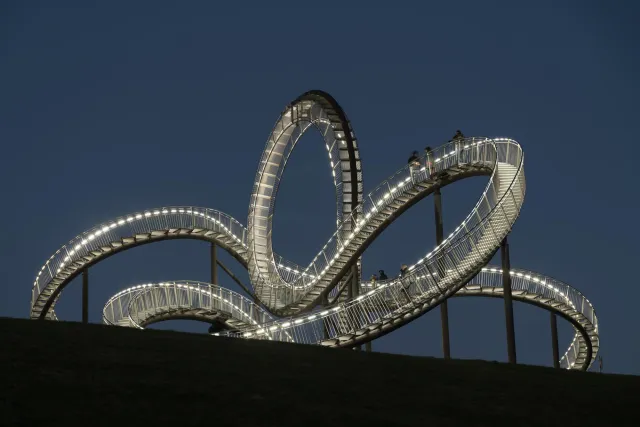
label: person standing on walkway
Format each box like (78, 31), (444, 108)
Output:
(424, 146), (435, 177)
(399, 264), (412, 303)
(399, 264), (409, 278)
(408, 151), (420, 182)
(450, 130), (465, 163)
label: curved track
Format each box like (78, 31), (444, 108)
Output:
(30, 90), (599, 370)
(455, 267), (598, 370)
(108, 265), (597, 370)
(247, 90), (363, 309)
(103, 281), (272, 330)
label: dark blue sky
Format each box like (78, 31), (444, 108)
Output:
(2, 2), (638, 374)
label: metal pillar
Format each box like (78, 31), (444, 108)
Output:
(434, 188), (450, 359)
(501, 237), (517, 364)
(216, 259), (254, 301)
(211, 242), (218, 285)
(351, 263), (361, 351)
(358, 260), (372, 353)
(550, 313), (560, 368)
(322, 293), (329, 340)
(327, 270), (354, 305)
(82, 269), (88, 324)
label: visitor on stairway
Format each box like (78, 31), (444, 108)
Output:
(424, 146), (435, 177)
(399, 264), (413, 303)
(399, 264), (409, 277)
(408, 150), (421, 182)
(378, 270), (388, 281)
(451, 129), (465, 140)
(408, 150), (420, 166)
(450, 130), (465, 163)
(370, 273), (378, 284)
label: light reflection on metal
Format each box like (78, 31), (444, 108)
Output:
(30, 91), (598, 371)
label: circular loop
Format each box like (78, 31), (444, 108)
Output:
(247, 91), (363, 308)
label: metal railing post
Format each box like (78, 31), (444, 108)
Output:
(434, 188), (450, 359)
(501, 238), (517, 364)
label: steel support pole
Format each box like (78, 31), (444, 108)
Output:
(359, 258), (372, 353)
(322, 293), (329, 340)
(501, 237), (517, 364)
(550, 313), (560, 368)
(434, 188), (450, 359)
(211, 242), (218, 285)
(351, 263), (361, 351)
(216, 259), (254, 301)
(327, 270), (354, 305)
(82, 269), (88, 324)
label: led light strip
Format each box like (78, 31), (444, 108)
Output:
(103, 281), (285, 341)
(31, 91), (598, 370)
(30, 207), (313, 319)
(247, 91), (363, 306)
(458, 268), (598, 370)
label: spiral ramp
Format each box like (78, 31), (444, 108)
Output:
(30, 90), (599, 370)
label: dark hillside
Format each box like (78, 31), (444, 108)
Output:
(1, 317), (637, 426)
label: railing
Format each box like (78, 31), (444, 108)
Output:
(33, 137), (519, 320)
(361, 266), (597, 370)
(248, 137), (518, 311)
(246, 97), (367, 303)
(31, 207), (247, 318)
(35, 136), (528, 361)
(31, 205), (314, 319)
(103, 281), (274, 332)
(28, 87), (598, 372)
(46, 132), (595, 370)
(460, 267), (597, 370)
(226, 138), (526, 346)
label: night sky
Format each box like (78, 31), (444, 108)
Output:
(2, 2), (638, 374)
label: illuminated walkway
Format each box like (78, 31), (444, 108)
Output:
(30, 90), (598, 371)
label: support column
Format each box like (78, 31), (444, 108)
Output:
(82, 269), (88, 324)
(501, 237), (517, 364)
(550, 313), (560, 368)
(434, 188), (450, 359)
(211, 242), (218, 285)
(216, 259), (253, 301)
(322, 293), (329, 340)
(351, 263), (361, 351)
(360, 258), (372, 353)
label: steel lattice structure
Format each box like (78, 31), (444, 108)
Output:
(30, 90), (599, 370)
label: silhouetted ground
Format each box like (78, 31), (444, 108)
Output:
(1, 317), (637, 426)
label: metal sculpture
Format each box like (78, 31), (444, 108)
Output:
(30, 90), (598, 370)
